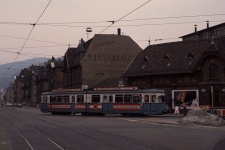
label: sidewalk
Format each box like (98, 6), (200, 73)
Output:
(149, 113), (184, 125)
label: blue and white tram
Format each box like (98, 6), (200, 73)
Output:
(40, 87), (167, 116)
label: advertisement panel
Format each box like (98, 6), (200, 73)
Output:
(172, 90), (199, 109)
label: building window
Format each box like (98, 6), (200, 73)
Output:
(209, 64), (217, 79)
(203, 33), (209, 39)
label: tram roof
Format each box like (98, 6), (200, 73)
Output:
(41, 87), (165, 95)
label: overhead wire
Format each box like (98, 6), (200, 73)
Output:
(0, 44), (69, 50)
(0, 13), (225, 26)
(0, 34), (68, 45)
(1, 0), (52, 82)
(107, 20), (225, 28)
(99, 0), (151, 34)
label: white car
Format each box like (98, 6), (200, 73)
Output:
(6, 103), (13, 107)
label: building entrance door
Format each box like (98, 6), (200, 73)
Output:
(208, 86), (220, 107)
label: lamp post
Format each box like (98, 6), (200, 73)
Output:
(51, 57), (55, 90)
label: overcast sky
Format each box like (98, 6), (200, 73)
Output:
(0, 0), (225, 78)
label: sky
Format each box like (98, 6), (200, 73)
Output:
(0, 0), (225, 83)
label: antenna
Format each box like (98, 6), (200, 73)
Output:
(148, 36), (151, 46)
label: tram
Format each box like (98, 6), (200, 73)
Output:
(40, 87), (167, 116)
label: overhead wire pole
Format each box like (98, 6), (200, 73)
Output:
(99, 0), (151, 34)
(1, 0), (52, 81)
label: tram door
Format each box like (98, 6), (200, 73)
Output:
(102, 94), (114, 114)
(143, 94), (151, 114)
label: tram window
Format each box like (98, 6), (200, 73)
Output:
(151, 95), (156, 103)
(159, 95), (165, 102)
(109, 95), (113, 103)
(42, 96), (47, 103)
(72, 96), (75, 103)
(50, 96), (56, 103)
(77, 95), (84, 103)
(124, 94), (132, 103)
(92, 95), (100, 103)
(115, 95), (123, 103)
(56, 96), (62, 103)
(144, 95), (150, 103)
(133, 94), (141, 103)
(103, 95), (108, 103)
(63, 96), (70, 103)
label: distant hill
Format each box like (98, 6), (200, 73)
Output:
(0, 58), (49, 89)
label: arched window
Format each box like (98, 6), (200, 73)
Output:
(209, 64), (217, 79)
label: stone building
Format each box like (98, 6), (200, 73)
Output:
(123, 36), (225, 110)
(63, 31), (142, 89)
(11, 57), (64, 106)
(32, 58), (63, 105)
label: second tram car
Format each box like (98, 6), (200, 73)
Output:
(40, 87), (167, 116)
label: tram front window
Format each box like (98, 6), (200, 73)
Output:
(158, 95), (165, 102)
(42, 96), (48, 103)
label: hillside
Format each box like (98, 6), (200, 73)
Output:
(0, 58), (49, 89)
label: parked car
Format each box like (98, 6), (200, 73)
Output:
(14, 103), (23, 107)
(6, 103), (13, 107)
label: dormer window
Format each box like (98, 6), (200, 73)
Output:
(167, 63), (171, 67)
(143, 56), (149, 62)
(163, 54), (171, 60)
(186, 52), (195, 59)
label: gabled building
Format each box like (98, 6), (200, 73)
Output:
(180, 22), (225, 41)
(123, 36), (225, 110)
(63, 30), (142, 89)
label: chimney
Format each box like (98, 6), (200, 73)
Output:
(117, 28), (121, 35)
(206, 21), (209, 29)
(194, 24), (197, 32)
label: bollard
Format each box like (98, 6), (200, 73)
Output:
(183, 106), (187, 116)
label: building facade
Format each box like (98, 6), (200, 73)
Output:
(63, 32), (142, 89)
(123, 37), (225, 110)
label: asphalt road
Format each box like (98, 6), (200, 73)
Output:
(0, 106), (225, 150)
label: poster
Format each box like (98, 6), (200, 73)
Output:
(172, 90), (199, 109)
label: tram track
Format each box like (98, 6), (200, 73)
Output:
(13, 111), (156, 150)
(3, 107), (225, 150)
(0, 113), (65, 150)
